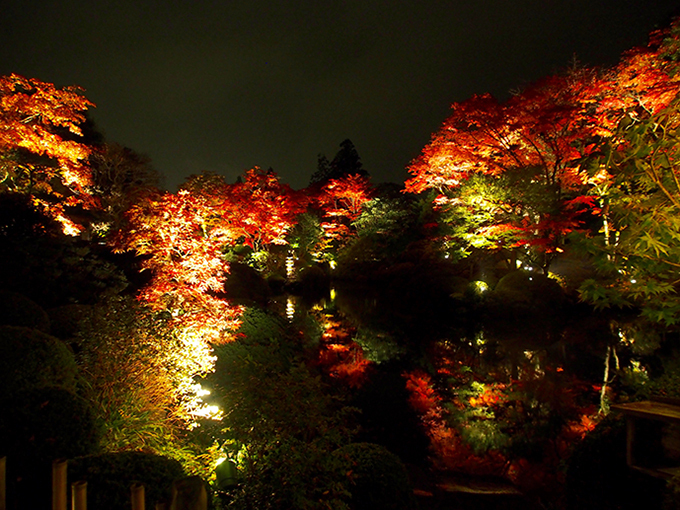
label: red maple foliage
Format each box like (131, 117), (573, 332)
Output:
(114, 188), (243, 344)
(312, 174), (373, 246)
(0, 74), (97, 232)
(404, 19), (680, 260)
(220, 167), (308, 250)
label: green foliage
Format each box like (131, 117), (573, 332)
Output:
(636, 348), (680, 400)
(352, 193), (423, 259)
(438, 167), (578, 269)
(287, 211), (325, 264)
(68, 452), (186, 510)
(332, 443), (416, 510)
(0, 325), (77, 393)
(208, 307), (357, 510)
(576, 94), (680, 327)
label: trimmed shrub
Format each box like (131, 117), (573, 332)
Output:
(0, 325), (77, 393)
(0, 290), (50, 332)
(68, 452), (186, 510)
(0, 386), (100, 510)
(333, 442), (416, 510)
(0, 386), (100, 464)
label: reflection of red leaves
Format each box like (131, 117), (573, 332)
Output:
(404, 370), (440, 416)
(317, 341), (370, 388)
(469, 384), (506, 408)
(316, 316), (369, 387)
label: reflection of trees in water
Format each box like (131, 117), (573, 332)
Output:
(303, 274), (603, 496)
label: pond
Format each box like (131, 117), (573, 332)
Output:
(265, 269), (613, 495)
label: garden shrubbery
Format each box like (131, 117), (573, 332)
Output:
(0, 325), (77, 393)
(0, 386), (100, 510)
(0, 290), (50, 332)
(68, 451), (186, 510)
(333, 442), (416, 510)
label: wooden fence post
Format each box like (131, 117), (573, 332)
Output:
(0, 456), (6, 510)
(131, 483), (145, 510)
(52, 459), (67, 510)
(72, 480), (87, 510)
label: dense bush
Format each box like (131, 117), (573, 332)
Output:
(68, 452), (186, 510)
(0, 325), (77, 393)
(333, 442), (416, 510)
(0, 386), (100, 464)
(0, 387), (100, 510)
(0, 290), (50, 332)
(209, 307), (357, 510)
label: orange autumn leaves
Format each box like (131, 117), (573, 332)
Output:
(405, 19), (680, 258)
(0, 74), (96, 232)
(114, 170), (373, 344)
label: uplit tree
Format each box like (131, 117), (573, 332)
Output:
(114, 187), (243, 344)
(405, 72), (602, 270)
(219, 167), (308, 258)
(312, 173), (374, 257)
(406, 19), (680, 273)
(0, 74), (97, 234)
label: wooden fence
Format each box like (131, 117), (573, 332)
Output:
(0, 456), (206, 510)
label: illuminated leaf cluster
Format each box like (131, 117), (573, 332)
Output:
(405, 20), (680, 269)
(0, 74), (97, 233)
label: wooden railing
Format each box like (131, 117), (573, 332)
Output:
(0, 456), (205, 510)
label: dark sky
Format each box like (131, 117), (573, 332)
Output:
(1, 1), (678, 190)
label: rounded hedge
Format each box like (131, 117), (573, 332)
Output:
(0, 290), (50, 332)
(333, 442), (416, 510)
(0, 325), (77, 393)
(0, 386), (101, 509)
(68, 452), (186, 510)
(0, 386), (100, 464)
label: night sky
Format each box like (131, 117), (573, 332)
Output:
(2, 1), (679, 191)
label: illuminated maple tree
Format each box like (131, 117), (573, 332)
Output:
(114, 188), (242, 344)
(218, 167), (308, 251)
(0, 74), (96, 233)
(405, 76), (598, 268)
(312, 174), (373, 252)
(115, 167), (310, 342)
(591, 19), (680, 132)
(405, 19), (680, 269)
(577, 92), (680, 326)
